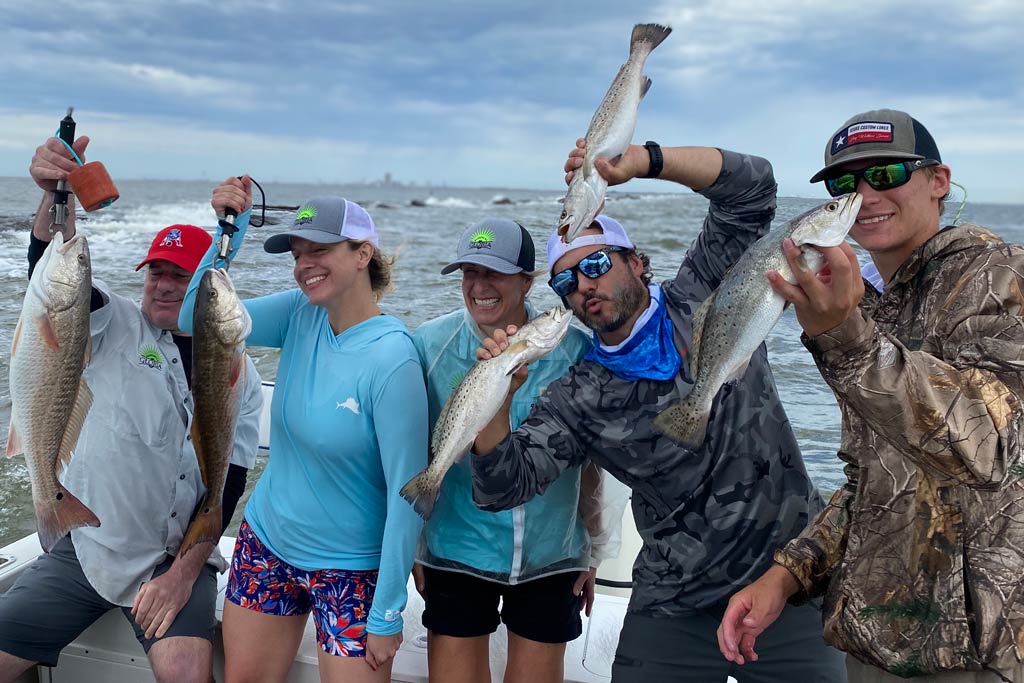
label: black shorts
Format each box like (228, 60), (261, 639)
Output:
(420, 566), (583, 644)
(0, 535), (217, 667)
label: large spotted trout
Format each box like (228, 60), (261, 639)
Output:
(179, 268), (251, 556)
(8, 232), (98, 552)
(558, 23), (672, 242)
(401, 307), (573, 520)
(653, 193), (863, 449)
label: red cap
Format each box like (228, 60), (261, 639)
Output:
(135, 224), (213, 273)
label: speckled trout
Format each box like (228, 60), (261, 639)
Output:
(653, 193), (863, 449)
(179, 268), (251, 557)
(7, 232), (98, 553)
(401, 307), (573, 520)
(558, 23), (672, 242)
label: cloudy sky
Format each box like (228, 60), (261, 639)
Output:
(1, 0), (1021, 202)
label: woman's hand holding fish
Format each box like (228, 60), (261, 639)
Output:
(366, 632), (402, 671)
(211, 174), (252, 218)
(475, 325), (529, 394)
(30, 136), (90, 192)
(563, 137), (649, 188)
(767, 239), (864, 338)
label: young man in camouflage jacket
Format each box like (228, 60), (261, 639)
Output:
(718, 110), (1024, 683)
(471, 140), (847, 682)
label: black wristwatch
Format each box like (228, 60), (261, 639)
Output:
(643, 141), (663, 179)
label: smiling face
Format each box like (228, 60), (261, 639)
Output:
(141, 260), (194, 331)
(551, 228), (649, 345)
(290, 237), (371, 308)
(460, 265), (532, 335)
(838, 158), (950, 277)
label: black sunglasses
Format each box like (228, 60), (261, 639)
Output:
(548, 247), (625, 297)
(825, 159), (940, 197)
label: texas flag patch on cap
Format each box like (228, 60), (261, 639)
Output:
(833, 122), (894, 152)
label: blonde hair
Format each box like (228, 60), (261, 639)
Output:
(347, 241), (396, 302)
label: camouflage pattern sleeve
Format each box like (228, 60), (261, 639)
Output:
(471, 377), (588, 512)
(806, 250), (1024, 488)
(774, 447), (859, 599)
(670, 150), (778, 302)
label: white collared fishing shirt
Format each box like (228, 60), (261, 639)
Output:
(61, 280), (262, 606)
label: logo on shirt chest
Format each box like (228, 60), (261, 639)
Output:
(337, 398), (360, 414)
(138, 344), (164, 370)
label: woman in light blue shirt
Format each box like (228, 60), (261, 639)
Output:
(179, 176), (427, 683)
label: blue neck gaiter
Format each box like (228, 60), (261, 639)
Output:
(583, 291), (681, 381)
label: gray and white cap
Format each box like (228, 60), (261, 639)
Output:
(441, 217), (536, 275)
(264, 196), (379, 254)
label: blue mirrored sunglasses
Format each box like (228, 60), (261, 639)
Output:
(548, 247), (625, 297)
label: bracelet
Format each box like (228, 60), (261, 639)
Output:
(643, 141), (663, 179)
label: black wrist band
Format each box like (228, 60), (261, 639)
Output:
(643, 141), (663, 179)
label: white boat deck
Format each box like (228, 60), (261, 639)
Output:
(0, 531), (632, 683)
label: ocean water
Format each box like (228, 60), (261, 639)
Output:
(0, 175), (1021, 547)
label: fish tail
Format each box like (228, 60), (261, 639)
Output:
(652, 398), (711, 451)
(630, 23), (672, 55)
(36, 485), (100, 553)
(400, 471), (439, 521)
(178, 501), (224, 558)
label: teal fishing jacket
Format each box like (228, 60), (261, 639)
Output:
(412, 305), (602, 583)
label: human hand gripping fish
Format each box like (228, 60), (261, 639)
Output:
(558, 23), (672, 242)
(400, 308), (572, 519)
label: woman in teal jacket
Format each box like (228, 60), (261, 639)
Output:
(411, 217), (623, 683)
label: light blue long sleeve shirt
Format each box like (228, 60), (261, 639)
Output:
(412, 307), (596, 583)
(179, 210), (427, 635)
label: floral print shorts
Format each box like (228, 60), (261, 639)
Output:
(225, 519), (378, 657)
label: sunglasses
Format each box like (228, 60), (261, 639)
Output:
(825, 159), (940, 197)
(548, 248), (625, 297)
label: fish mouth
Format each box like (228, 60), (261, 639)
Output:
(793, 193), (863, 248)
(557, 219), (573, 237)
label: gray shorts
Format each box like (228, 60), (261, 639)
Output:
(0, 535), (217, 667)
(611, 600), (847, 683)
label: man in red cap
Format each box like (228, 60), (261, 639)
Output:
(0, 136), (263, 683)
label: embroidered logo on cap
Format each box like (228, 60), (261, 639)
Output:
(469, 229), (495, 250)
(834, 122), (894, 152)
(295, 205), (318, 225)
(160, 229), (183, 248)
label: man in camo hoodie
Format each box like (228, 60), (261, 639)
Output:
(470, 139), (847, 682)
(719, 110), (1024, 683)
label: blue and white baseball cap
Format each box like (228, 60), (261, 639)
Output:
(264, 196), (379, 253)
(545, 215), (635, 272)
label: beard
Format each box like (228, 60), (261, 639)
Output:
(572, 275), (648, 334)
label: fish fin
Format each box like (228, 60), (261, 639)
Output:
(10, 317), (22, 358)
(178, 499), (223, 558)
(36, 485), (100, 553)
(229, 350), (245, 387)
(640, 76), (652, 99)
(652, 399), (710, 451)
(6, 422), (22, 459)
(83, 333), (92, 367)
(400, 471), (439, 520)
(35, 312), (61, 351)
(630, 23), (672, 53)
(688, 291), (716, 378)
(54, 379), (93, 476)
